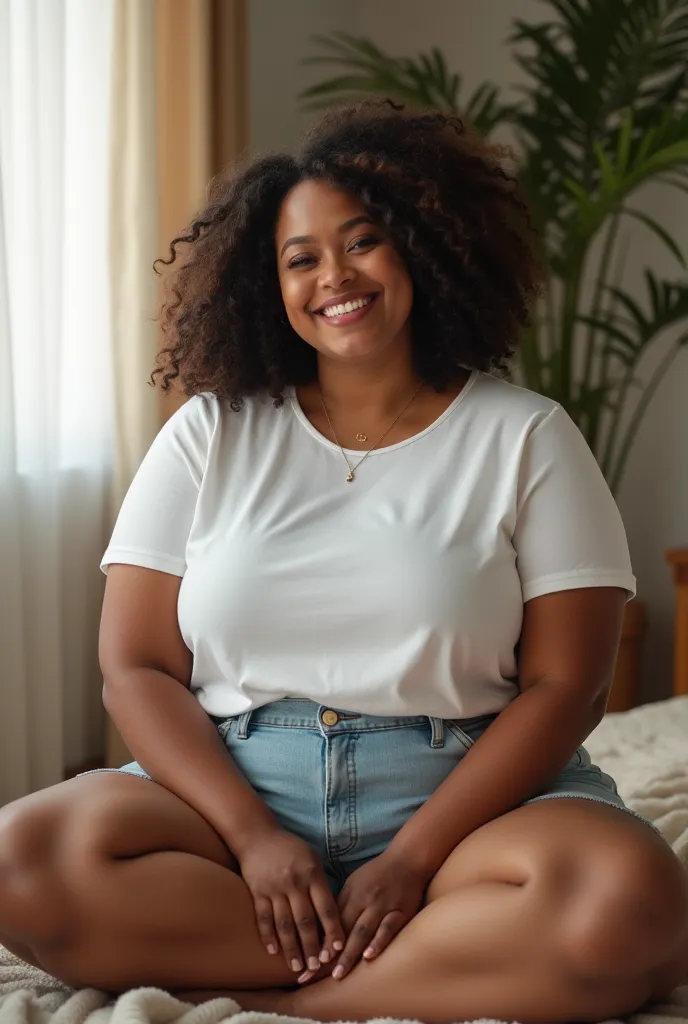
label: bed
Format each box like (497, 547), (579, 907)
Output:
(2, 556), (688, 1024)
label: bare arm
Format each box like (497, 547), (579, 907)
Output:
(100, 563), (279, 856)
(101, 563), (347, 969)
(386, 586), (626, 878)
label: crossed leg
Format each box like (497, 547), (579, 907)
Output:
(0, 775), (686, 1023)
(233, 799), (688, 1023)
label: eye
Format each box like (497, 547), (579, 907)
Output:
(348, 234), (379, 252)
(287, 253), (317, 269)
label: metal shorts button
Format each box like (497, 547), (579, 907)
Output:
(321, 709), (339, 727)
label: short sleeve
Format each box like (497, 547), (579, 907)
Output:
(513, 404), (636, 602)
(100, 395), (216, 576)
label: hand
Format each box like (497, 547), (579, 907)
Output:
(236, 828), (345, 976)
(301, 852), (428, 983)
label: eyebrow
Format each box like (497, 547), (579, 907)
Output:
(279, 216), (375, 258)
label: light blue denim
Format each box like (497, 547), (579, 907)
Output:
(86, 698), (659, 892)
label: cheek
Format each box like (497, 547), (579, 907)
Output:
(279, 277), (320, 344)
(279, 275), (310, 323)
(373, 250), (413, 306)
(387, 261), (413, 318)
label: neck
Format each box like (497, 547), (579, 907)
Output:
(316, 343), (420, 418)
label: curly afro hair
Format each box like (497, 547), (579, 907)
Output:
(151, 100), (544, 405)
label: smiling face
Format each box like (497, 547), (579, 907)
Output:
(275, 179), (413, 366)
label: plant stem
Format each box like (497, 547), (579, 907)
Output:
(559, 258), (584, 407)
(545, 278), (557, 381)
(519, 319), (543, 392)
(584, 212), (621, 449)
(608, 343), (681, 496)
(601, 352), (636, 483)
(597, 239), (630, 468)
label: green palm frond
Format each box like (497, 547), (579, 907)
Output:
(299, 1), (688, 492)
(558, 109), (688, 248)
(513, 0), (688, 211)
(577, 272), (688, 489)
(299, 33), (508, 135)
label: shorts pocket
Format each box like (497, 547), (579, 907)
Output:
(446, 712), (500, 750)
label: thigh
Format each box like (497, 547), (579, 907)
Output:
(426, 800), (688, 1000)
(427, 798), (681, 900)
(0, 773), (234, 869)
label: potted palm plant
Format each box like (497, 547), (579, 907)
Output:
(301, 0), (688, 708)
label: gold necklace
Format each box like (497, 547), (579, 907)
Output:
(319, 382), (424, 482)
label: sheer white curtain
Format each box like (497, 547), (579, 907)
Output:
(0, 0), (116, 803)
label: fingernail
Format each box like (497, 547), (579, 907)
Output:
(267, 944), (278, 955)
(291, 958), (303, 972)
(332, 965), (345, 980)
(308, 956), (320, 971)
(333, 940), (344, 951)
(319, 949), (331, 963)
(297, 971), (313, 985)
(363, 946), (375, 958)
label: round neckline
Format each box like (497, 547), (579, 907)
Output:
(288, 369), (479, 457)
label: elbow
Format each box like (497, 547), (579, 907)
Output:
(101, 676), (115, 713)
(101, 668), (135, 716)
(592, 685), (611, 723)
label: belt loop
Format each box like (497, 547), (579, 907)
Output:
(236, 710), (253, 740)
(428, 716), (444, 748)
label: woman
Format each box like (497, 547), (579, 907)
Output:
(0, 101), (686, 1024)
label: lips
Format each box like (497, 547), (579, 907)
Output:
(313, 292), (379, 317)
(312, 292), (380, 327)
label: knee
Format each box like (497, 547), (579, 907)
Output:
(558, 836), (688, 981)
(0, 798), (73, 942)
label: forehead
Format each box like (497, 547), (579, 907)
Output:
(275, 180), (367, 241)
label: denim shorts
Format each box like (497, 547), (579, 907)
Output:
(86, 698), (658, 892)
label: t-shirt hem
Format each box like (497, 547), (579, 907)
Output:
(522, 570), (637, 603)
(100, 547), (186, 577)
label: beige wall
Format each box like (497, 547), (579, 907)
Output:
(249, 0), (688, 701)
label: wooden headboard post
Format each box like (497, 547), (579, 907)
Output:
(667, 550), (688, 697)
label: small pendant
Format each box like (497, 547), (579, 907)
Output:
(355, 433), (367, 442)
(346, 472), (354, 482)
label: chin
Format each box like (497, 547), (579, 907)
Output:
(317, 332), (391, 362)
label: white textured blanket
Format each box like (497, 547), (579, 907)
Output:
(2, 696), (688, 1024)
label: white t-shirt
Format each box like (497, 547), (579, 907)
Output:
(101, 370), (636, 720)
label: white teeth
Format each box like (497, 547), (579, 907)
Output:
(321, 295), (372, 318)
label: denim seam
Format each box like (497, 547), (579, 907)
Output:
(429, 716), (445, 748)
(445, 721), (474, 751)
(524, 792), (664, 837)
(342, 736), (359, 856)
(239, 720), (429, 734)
(325, 735), (359, 860)
(217, 719), (233, 740)
(76, 768), (154, 782)
(324, 732), (334, 863)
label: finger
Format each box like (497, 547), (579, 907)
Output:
(288, 891), (323, 973)
(361, 910), (406, 960)
(332, 910), (379, 980)
(253, 896), (279, 955)
(337, 883), (351, 914)
(310, 881), (346, 963)
(272, 896), (304, 974)
(339, 890), (364, 937)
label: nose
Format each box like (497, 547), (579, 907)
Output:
(318, 250), (355, 291)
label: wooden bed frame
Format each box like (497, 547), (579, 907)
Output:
(667, 550), (688, 697)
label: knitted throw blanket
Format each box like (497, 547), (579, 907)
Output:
(3, 697), (688, 1024)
